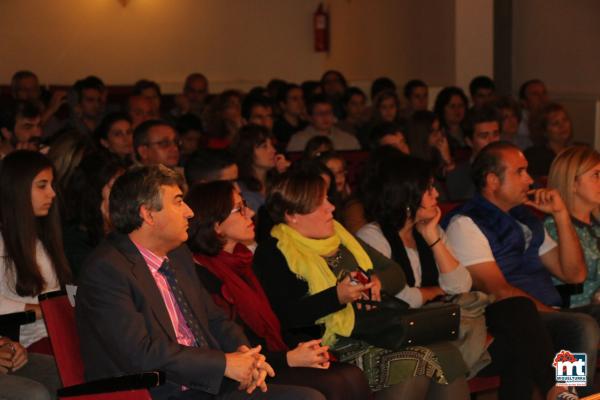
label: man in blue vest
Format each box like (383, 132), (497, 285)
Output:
(443, 141), (600, 395)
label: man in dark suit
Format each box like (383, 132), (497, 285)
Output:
(76, 165), (323, 400)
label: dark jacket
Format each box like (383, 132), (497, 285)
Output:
(76, 233), (249, 400)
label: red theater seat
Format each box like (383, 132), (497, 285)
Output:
(39, 290), (164, 400)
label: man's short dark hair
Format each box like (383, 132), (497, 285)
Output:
(463, 105), (501, 140)
(0, 101), (42, 132)
(133, 119), (174, 153)
(109, 165), (185, 234)
(184, 149), (235, 185)
(241, 95), (273, 120)
(277, 83), (301, 104)
(369, 121), (407, 149)
(175, 113), (203, 136)
(342, 87), (366, 106)
(469, 75), (495, 97)
(371, 77), (397, 100)
(403, 79), (427, 100)
(518, 79), (544, 101)
(73, 76), (105, 104)
(10, 70), (38, 94)
(471, 141), (520, 191)
(133, 79), (162, 97)
(306, 94), (333, 116)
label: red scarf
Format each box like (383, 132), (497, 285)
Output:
(193, 244), (288, 352)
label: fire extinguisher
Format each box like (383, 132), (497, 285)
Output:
(314, 3), (329, 52)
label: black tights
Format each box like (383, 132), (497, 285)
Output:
(478, 297), (555, 400)
(272, 362), (372, 400)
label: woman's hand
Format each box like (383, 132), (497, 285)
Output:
(419, 286), (445, 304)
(415, 206), (442, 244)
(275, 154), (291, 174)
(286, 339), (330, 369)
(369, 274), (382, 302)
(336, 273), (374, 305)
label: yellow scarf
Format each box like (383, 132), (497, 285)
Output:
(271, 220), (373, 345)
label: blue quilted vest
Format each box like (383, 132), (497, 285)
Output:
(442, 194), (562, 306)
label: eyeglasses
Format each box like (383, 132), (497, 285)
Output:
(145, 139), (181, 149)
(230, 199), (249, 217)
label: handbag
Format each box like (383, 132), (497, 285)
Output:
(351, 293), (460, 350)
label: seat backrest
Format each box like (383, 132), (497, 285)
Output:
(39, 290), (85, 387)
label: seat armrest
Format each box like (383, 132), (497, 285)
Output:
(57, 371), (165, 397)
(0, 310), (36, 341)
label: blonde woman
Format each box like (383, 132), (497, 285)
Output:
(546, 145), (600, 307)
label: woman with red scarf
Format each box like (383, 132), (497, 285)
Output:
(185, 180), (370, 400)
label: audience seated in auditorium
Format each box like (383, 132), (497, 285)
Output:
(133, 119), (180, 169)
(403, 79), (429, 114)
(127, 94), (154, 130)
(242, 95), (275, 133)
(517, 79), (549, 150)
(0, 337), (60, 400)
(172, 72), (210, 119)
(302, 135), (334, 160)
(174, 113), (204, 165)
(468, 76), (496, 111)
(233, 124), (289, 213)
(493, 96), (523, 147)
(0, 151), (72, 352)
(370, 77), (396, 103)
(443, 141), (600, 396)
(434, 86), (469, 151)
(320, 70), (347, 120)
(546, 146), (600, 307)
(184, 148), (238, 186)
(446, 106), (501, 201)
(186, 181), (372, 400)
(65, 76), (106, 137)
(46, 130), (94, 199)
(406, 111), (455, 191)
(369, 121), (410, 154)
(336, 87), (368, 146)
(356, 152), (573, 399)
(272, 84), (308, 149)
(94, 112), (134, 164)
(203, 89), (244, 147)
(132, 79), (162, 118)
(9, 70), (67, 136)
(75, 165), (324, 400)
(525, 102), (573, 179)
(62, 152), (124, 277)
(0, 101), (44, 157)
(286, 95), (359, 152)
(253, 169), (470, 399)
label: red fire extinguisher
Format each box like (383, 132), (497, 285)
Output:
(314, 3), (329, 52)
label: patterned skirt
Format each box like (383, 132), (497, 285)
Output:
(332, 337), (466, 392)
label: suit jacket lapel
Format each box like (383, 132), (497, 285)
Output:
(108, 234), (178, 343)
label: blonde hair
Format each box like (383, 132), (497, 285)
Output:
(547, 145), (600, 212)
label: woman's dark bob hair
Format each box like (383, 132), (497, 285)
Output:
(186, 180), (236, 256)
(360, 150), (433, 230)
(266, 170), (327, 224)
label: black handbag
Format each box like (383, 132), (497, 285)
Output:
(351, 293), (460, 350)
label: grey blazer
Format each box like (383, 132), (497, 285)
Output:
(76, 233), (249, 399)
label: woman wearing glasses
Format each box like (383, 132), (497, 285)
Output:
(546, 145), (600, 307)
(185, 181), (371, 400)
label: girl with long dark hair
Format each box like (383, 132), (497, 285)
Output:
(0, 150), (71, 350)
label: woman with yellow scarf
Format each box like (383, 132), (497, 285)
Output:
(253, 170), (469, 399)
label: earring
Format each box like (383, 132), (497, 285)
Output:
(406, 206), (411, 216)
